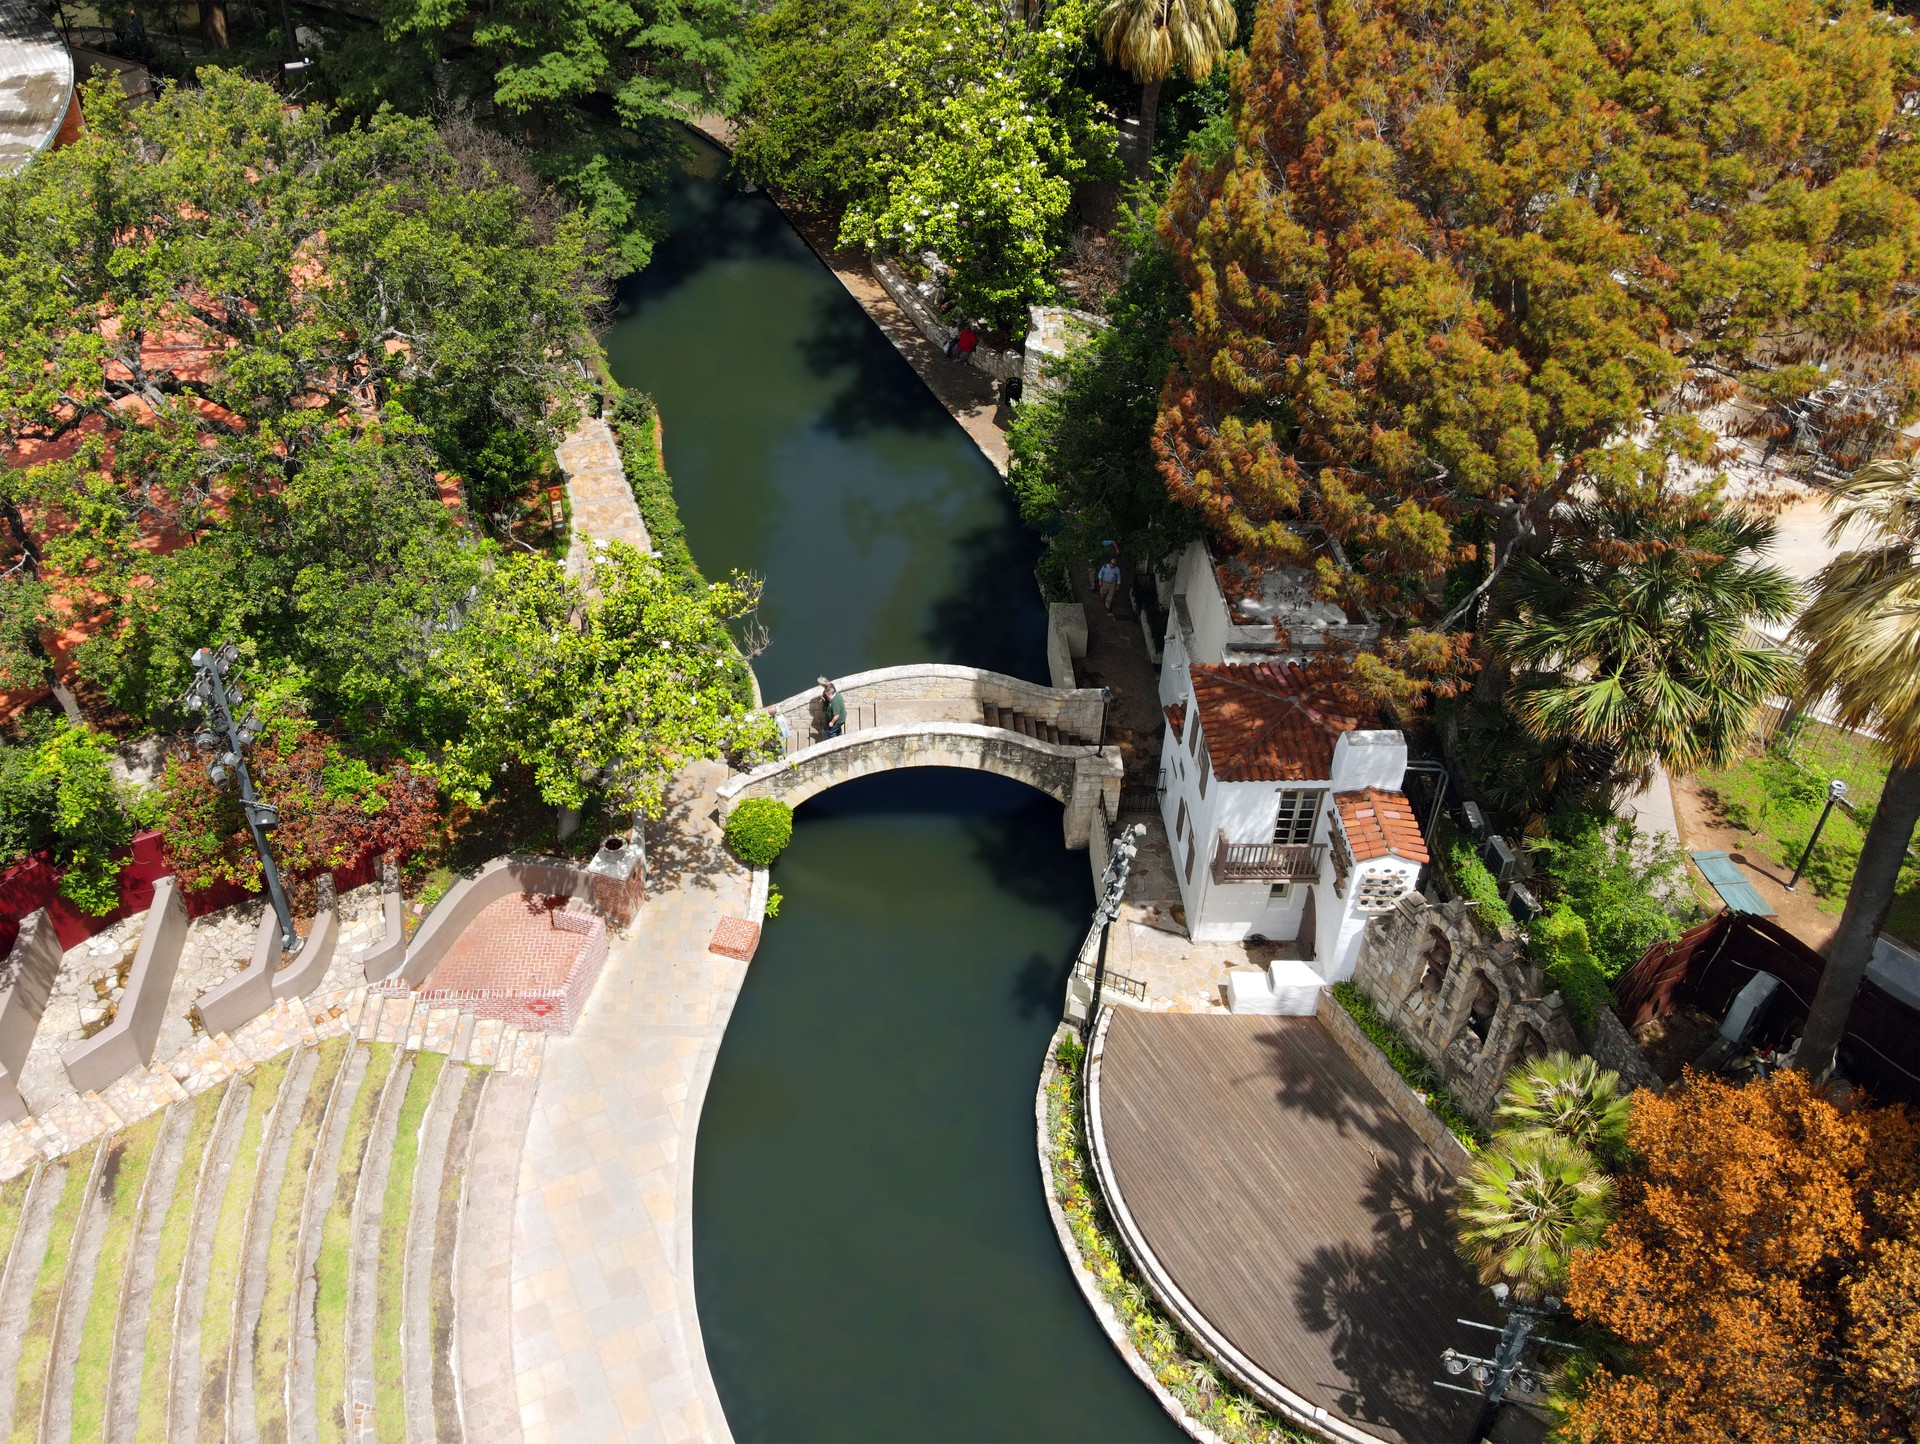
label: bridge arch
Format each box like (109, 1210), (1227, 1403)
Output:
(720, 662), (1126, 851)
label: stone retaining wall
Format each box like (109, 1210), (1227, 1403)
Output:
(380, 856), (596, 989)
(0, 913), (62, 1124)
(1314, 987), (1474, 1177)
(870, 255), (1023, 381)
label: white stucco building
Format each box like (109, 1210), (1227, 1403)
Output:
(1153, 542), (1429, 1013)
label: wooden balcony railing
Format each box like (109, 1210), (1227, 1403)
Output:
(1212, 837), (1325, 884)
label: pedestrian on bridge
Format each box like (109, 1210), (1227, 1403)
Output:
(818, 677), (847, 739)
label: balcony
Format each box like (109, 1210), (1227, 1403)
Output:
(1211, 836), (1325, 885)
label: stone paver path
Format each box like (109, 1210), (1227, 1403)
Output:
(510, 760), (752, 1443)
(559, 414), (653, 576)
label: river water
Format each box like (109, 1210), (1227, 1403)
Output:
(601, 139), (1180, 1440)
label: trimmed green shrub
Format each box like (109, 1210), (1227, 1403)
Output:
(1528, 904), (1612, 1034)
(1532, 811), (1695, 977)
(725, 799), (793, 867)
(1331, 983), (1489, 1147)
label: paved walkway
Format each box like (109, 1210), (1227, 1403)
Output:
(509, 760), (752, 1443)
(559, 414), (653, 574)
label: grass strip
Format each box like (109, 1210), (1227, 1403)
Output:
(0, 1171), (33, 1272)
(135, 1086), (226, 1444)
(196, 1057), (292, 1434)
(315, 1044), (396, 1444)
(68, 1112), (165, 1442)
(372, 1053), (444, 1443)
(254, 1036), (349, 1444)
(9, 1156), (92, 1443)
(429, 1072), (480, 1442)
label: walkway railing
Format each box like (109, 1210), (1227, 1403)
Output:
(1212, 838), (1325, 885)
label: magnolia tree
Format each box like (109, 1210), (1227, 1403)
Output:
(434, 544), (775, 819)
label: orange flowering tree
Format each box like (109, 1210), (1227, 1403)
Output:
(1560, 1070), (1920, 1442)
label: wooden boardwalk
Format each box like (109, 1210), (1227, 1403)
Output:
(1091, 1010), (1543, 1444)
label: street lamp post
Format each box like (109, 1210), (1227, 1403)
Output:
(1081, 823), (1146, 1044)
(1787, 779), (1848, 892)
(184, 645), (298, 953)
(1436, 1285), (1563, 1441)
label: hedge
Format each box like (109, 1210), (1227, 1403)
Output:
(725, 798), (794, 867)
(1330, 982), (1488, 1148)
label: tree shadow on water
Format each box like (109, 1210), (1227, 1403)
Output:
(926, 522), (1050, 682)
(798, 289), (954, 441)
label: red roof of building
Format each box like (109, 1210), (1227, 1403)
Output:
(1334, 789), (1429, 864)
(1187, 662), (1372, 782)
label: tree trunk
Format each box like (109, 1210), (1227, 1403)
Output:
(1797, 758), (1920, 1080)
(201, 1), (228, 49)
(1132, 78), (1162, 181)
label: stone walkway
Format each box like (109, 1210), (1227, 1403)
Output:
(559, 414), (653, 575)
(509, 760), (753, 1443)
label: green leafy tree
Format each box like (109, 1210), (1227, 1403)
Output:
(836, 0), (1116, 329)
(1154, 0), (1920, 706)
(1488, 495), (1799, 789)
(1455, 1130), (1613, 1298)
(434, 544), (774, 817)
(1531, 812), (1695, 978)
(0, 720), (133, 916)
(1494, 1052), (1632, 1166)
(0, 74), (601, 726)
(1008, 211), (1201, 574)
(1792, 459), (1920, 1080)
(1092, 0), (1236, 169)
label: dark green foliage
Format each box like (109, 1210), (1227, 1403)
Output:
(1440, 831), (1516, 934)
(1331, 983), (1488, 1147)
(724, 799), (794, 867)
(1532, 812), (1697, 979)
(1528, 904), (1611, 1035)
(1007, 213), (1202, 573)
(1054, 1031), (1087, 1073)
(0, 718), (132, 915)
(609, 390), (703, 593)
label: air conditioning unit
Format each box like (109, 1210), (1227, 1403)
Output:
(1506, 882), (1540, 921)
(1482, 835), (1519, 886)
(1462, 801), (1487, 836)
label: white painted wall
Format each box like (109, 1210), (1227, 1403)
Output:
(1330, 731), (1408, 793)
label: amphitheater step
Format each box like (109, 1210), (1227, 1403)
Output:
(401, 1063), (475, 1444)
(428, 1067), (485, 1443)
(454, 1071), (537, 1444)
(103, 1096), (200, 1444)
(0, 1159), (67, 1439)
(345, 1048), (415, 1441)
(167, 1071), (253, 1444)
(289, 1040), (373, 1444)
(45, 1109), (167, 1441)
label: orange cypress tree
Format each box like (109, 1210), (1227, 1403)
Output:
(1153, 0), (1920, 705)
(1561, 1070), (1920, 1442)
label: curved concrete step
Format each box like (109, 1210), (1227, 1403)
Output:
(168, 1075), (254, 1444)
(235, 1039), (342, 1444)
(288, 1041), (370, 1444)
(345, 1050), (414, 1441)
(0, 1163), (61, 1440)
(428, 1067), (484, 1444)
(454, 1071), (537, 1444)
(45, 1111), (167, 1441)
(400, 1062), (463, 1444)
(103, 1098), (198, 1444)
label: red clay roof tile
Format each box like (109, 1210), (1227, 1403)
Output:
(1188, 662), (1373, 782)
(1334, 788), (1429, 865)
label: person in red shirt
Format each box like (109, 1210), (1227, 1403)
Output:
(955, 323), (978, 358)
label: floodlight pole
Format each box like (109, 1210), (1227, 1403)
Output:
(1081, 823), (1146, 1044)
(187, 647), (298, 952)
(1787, 779), (1848, 892)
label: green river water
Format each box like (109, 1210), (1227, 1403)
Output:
(601, 139), (1181, 1441)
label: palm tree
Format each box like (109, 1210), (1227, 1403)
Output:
(1093, 0), (1238, 174)
(1494, 1052), (1633, 1166)
(1454, 1132), (1613, 1298)
(1790, 459), (1920, 1080)
(1489, 495), (1799, 794)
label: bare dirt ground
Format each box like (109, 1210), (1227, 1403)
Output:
(1672, 774), (1841, 951)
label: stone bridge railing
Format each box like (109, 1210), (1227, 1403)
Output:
(767, 664), (1108, 749)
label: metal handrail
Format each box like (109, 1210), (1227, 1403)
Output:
(1212, 836), (1324, 884)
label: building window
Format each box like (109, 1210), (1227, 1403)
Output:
(1467, 974), (1499, 1042)
(1175, 799), (1189, 840)
(1330, 821), (1352, 897)
(1196, 741), (1210, 799)
(1184, 836), (1197, 883)
(1188, 711), (1202, 757)
(1272, 789), (1322, 846)
(1269, 881), (1292, 902)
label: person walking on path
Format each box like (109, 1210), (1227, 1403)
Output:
(1096, 555), (1123, 616)
(955, 323), (979, 361)
(769, 705), (794, 755)
(819, 677), (848, 739)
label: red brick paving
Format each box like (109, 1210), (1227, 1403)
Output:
(424, 894), (596, 992)
(708, 916), (761, 962)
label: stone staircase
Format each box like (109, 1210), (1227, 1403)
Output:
(0, 988), (544, 1441)
(982, 700), (1094, 748)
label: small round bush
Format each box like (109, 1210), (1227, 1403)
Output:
(725, 798), (793, 867)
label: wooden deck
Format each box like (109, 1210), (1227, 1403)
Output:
(1091, 1010), (1543, 1444)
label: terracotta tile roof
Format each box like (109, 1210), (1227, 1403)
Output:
(1334, 789), (1430, 864)
(1164, 702), (1186, 741)
(1187, 662), (1372, 782)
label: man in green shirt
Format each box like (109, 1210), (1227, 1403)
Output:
(819, 677), (847, 739)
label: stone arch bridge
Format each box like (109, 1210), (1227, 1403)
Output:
(718, 664), (1124, 849)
